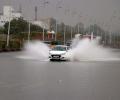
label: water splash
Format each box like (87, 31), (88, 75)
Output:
(19, 41), (50, 61)
(18, 35), (120, 62)
(66, 35), (119, 61)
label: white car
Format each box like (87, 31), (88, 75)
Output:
(49, 45), (69, 61)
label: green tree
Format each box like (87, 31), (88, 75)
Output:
(0, 27), (4, 34)
(4, 18), (43, 35)
(4, 18), (28, 34)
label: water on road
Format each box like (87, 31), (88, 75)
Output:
(0, 51), (120, 100)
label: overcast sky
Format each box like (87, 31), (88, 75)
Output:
(0, 0), (120, 32)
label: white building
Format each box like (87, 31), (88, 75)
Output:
(0, 6), (22, 27)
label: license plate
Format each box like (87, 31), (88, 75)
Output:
(53, 55), (59, 58)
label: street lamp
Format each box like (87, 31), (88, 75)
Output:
(55, 1), (63, 41)
(77, 15), (82, 34)
(27, 20), (31, 42)
(41, 0), (49, 41)
(71, 26), (73, 40)
(43, 25), (45, 41)
(64, 25), (66, 45)
(6, 18), (11, 47)
(6, 7), (12, 47)
(78, 24), (79, 34)
(55, 20), (57, 41)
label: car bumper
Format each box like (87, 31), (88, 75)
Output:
(49, 55), (68, 60)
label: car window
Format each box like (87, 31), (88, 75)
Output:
(52, 46), (66, 51)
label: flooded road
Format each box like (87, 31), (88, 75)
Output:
(0, 51), (120, 100)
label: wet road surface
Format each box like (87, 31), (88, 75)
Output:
(0, 51), (120, 100)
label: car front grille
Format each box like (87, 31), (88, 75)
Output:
(52, 55), (61, 58)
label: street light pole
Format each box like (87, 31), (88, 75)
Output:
(55, 1), (63, 41)
(6, 20), (11, 47)
(64, 25), (66, 45)
(71, 26), (73, 40)
(109, 32), (112, 45)
(43, 25), (45, 41)
(78, 24), (79, 34)
(6, 7), (12, 47)
(28, 21), (31, 42)
(55, 20), (57, 41)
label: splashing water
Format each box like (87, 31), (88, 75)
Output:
(19, 41), (50, 60)
(18, 35), (120, 61)
(66, 35), (119, 61)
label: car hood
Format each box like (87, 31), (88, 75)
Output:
(49, 50), (67, 55)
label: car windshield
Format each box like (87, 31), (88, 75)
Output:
(52, 46), (66, 51)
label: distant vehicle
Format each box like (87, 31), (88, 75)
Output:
(49, 45), (69, 61)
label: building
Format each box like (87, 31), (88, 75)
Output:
(32, 17), (56, 31)
(0, 6), (22, 27)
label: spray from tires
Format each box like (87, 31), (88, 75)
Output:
(18, 34), (119, 61)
